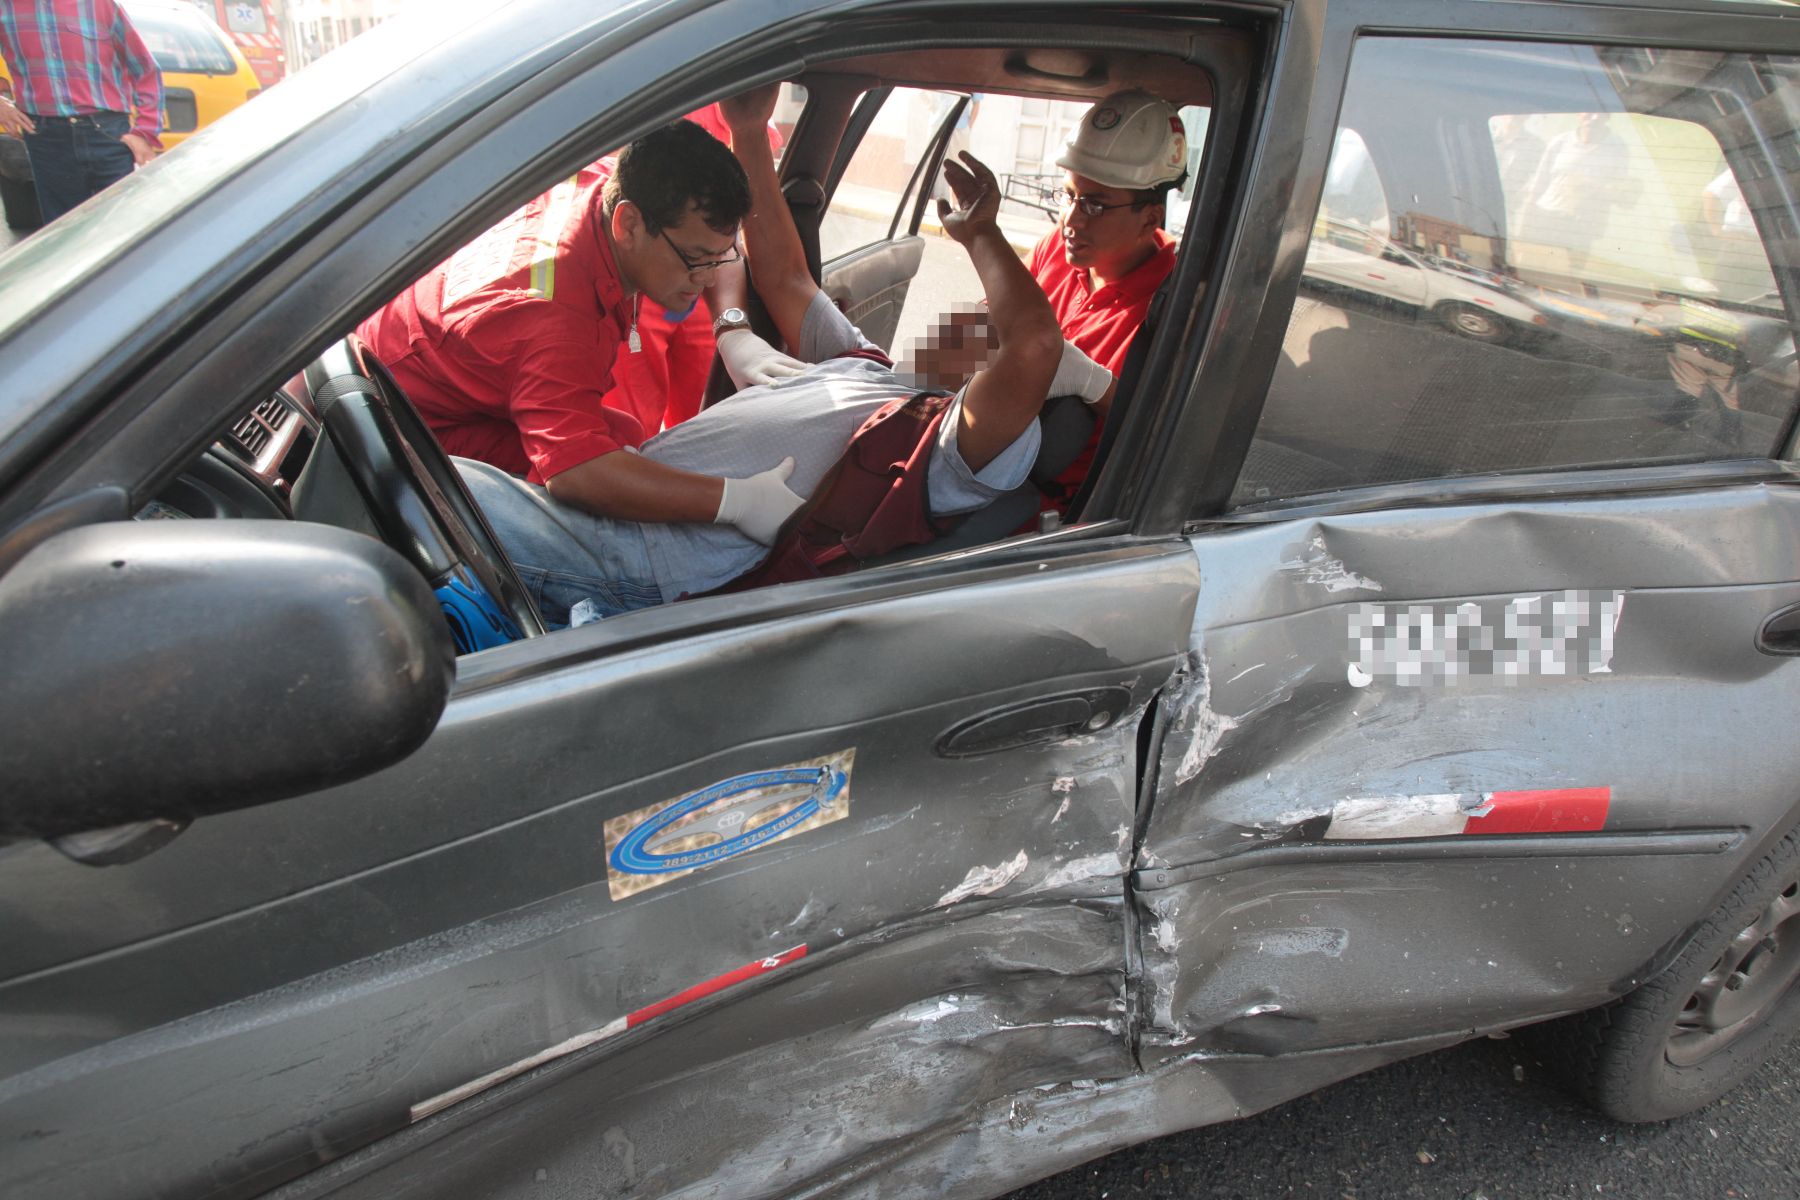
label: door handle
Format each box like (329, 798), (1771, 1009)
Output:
(936, 687), (1132, 758)
(1757, 601), (1800, 656)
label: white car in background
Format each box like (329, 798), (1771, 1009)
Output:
(1302, 218), (1548, 343)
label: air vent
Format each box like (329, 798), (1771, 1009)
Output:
(232, 411), (271, 458)
(253, 396), (291, 430)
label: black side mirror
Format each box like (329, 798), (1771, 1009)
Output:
(0, 520), (454, 838)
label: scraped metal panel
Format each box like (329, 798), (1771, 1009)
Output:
(1137, 486), (1800, 1053)
(264, 902), (1132, 1200)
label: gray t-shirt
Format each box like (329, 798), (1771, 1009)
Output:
(634, 292), (1041, 599)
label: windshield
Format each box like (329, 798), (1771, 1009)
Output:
(129, 6), (238, 74)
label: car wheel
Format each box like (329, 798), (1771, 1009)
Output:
(0, 174), (41, 232)
(1437, 301), (1509, 344)
(1548, 822), (1800, 1122)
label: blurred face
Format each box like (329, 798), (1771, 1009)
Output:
(898, 304), (998, 391)
(1057, 171), (1163, 284)
(611, 201), (741, 313)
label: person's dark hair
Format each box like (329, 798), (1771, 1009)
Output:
(1130, 172), (1188, 209)
(604, 119), (751, 235)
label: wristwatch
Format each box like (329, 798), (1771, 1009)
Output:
(712, 307), (751, 337)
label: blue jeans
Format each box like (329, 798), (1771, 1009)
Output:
(456, 458), (664, 625)
(23, 111), (134, 224)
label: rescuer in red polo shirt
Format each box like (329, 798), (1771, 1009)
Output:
(357, 120), (806, 545)
(1027, 90), (1188, 513)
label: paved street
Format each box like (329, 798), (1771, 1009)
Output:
(1005, 1032), (1800, 1199)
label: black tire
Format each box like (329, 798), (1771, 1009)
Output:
(0, 173), (41, 232)
(1436, 300), (1509, 344)
(1546, 823), (1800, 1122)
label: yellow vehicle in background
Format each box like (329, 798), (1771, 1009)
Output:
(0, 0), (261, 229)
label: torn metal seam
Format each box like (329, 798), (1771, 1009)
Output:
(408, 944), (807, 1122)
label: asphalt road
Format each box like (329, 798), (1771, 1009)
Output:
(1002, 1032), (1800, 1200)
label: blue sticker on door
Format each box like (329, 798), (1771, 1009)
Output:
(603, 749), (855, 899)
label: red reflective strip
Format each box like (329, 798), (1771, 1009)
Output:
(624, 944), (807, 1029)
(1464, 787), (1610, 835)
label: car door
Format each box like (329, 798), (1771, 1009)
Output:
(816, 85), (966, 351)
(1130, 4), (1800, 1070)
(0, 5), (1230, 1199)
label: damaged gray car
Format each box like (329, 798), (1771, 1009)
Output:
(4, 0), (1800, 1197)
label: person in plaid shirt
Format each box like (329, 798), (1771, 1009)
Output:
(0, 0), (162, 224)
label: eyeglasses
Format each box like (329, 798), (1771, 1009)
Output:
(1057, 190), (1144, 218)
(660, 229), (742, 273)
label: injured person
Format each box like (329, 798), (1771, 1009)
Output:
(462, 109), (1115, 624)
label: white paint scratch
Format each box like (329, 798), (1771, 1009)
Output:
(1175, 661), (1239, 785)
(1252, 927), (1349, 958)
(1324, 793), (1475, 840)
(1285, 533), (1383, 594)
(1224, 663), (1266, 685)
(1051, 795), (1072, 823)
(1052, 776), (1076, 794)
(933, 851), (1029, 908)
(1030, 853), (1123, 892)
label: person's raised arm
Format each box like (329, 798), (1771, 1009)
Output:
(719, 85), (820, 352)
(942, 153), (1064, 471)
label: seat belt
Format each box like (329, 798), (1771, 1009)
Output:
(1062, 276), (1173, 521)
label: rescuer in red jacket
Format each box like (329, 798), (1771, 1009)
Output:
(357, 120), (806, 546)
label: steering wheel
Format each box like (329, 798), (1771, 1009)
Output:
(303, 337), (545, 649)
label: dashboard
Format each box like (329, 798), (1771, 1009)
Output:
(136, 375), (318, 522)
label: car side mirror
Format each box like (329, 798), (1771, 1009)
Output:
(0, 519), (455, 839)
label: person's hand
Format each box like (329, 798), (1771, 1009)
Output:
(0, 96), (34, 138)
(719, 84), (781, 139)
(714, 456), (804, 544)
(121, 132), (155, 167)
(935, 151), (1000, 245)
(716, 327), (808, 389)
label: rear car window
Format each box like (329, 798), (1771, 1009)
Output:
(131, 7), (237, 75)
(1231, 38), (1800, 507)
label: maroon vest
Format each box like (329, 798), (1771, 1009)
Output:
(715, 390), (958, 594)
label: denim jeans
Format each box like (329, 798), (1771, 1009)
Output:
(23, 110), (134, 224)
(456, 458), (664, 626)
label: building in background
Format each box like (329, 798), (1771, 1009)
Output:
(279, 0), (406, 71)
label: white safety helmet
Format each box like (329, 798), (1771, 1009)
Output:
(1056, 90), (1188, 192)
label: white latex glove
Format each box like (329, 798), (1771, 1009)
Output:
(715, 456), (804, 544)
(1050, 339), (1114, 405)
(717, 327), (809, 389)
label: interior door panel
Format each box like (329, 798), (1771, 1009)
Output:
(822, 235), (926, 352)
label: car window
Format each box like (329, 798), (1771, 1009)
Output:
(819, 87), (963, 264)
(129, 6), (238, 75)
(1230, 38), (1800, 509)
(221, 1), (269, 36)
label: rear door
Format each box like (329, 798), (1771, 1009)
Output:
(1133, 4), (1800, 1064)
(818, 85), (966, 350)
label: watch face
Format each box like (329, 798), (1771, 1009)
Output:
(719, 308), (748, 325)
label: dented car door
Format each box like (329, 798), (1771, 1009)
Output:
(1133, 19), (1800, 1068)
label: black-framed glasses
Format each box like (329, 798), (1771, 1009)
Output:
(660, 229), (742, 273)
(1057, 190), (1142, 218)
